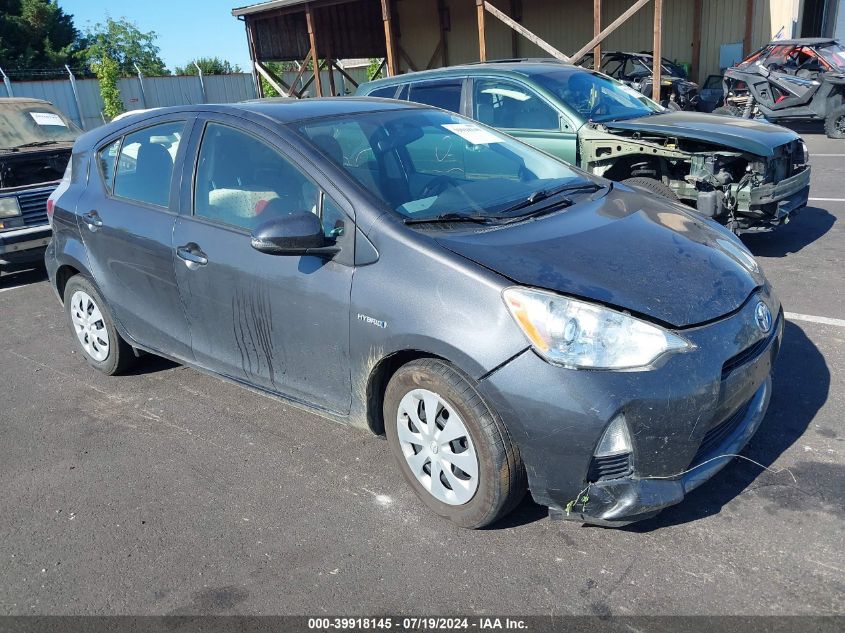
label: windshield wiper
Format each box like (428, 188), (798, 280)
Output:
(15, 140), (60, 149)
(404, 212), (498, 226)
(497, 182), (603, 216)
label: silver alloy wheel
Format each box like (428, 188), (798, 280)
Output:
(69, 290), (110, 362)
(396, 388), (479, 505)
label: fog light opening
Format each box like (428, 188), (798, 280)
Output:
(594, 414), (632, 458)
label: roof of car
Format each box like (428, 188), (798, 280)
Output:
(362, 60), (580, 89)
(770, 37), (838, 46)
(0, 97), (52, 105)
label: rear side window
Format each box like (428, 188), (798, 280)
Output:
(113, 121), (184, 207)
(367, 85), (399, 98)
(97, 139), (120, 193)
(408, 80), (463, 113)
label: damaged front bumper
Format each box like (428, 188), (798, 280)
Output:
(737, 166), (811, 232)
(478, 289), (783, 527)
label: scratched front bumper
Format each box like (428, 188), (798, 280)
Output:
(478, 288), (783, 526)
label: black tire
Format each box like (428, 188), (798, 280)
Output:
(713, 105), (741, 117)
(63, 275), (136, 375)
(621, 177), (680, 202)
(384, 358), (526, 529)
(824, 105), (845, 139)
(663, 99), (682, 112)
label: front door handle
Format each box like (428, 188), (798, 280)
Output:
(82, 210), (103, 231)
(176, 243), (208, 268)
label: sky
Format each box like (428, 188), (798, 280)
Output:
(60, 0), (254, 74)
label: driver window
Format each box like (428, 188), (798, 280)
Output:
(473, 79), (559, 130)
(194, 122), (319, 231)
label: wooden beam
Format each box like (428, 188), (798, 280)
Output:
(305, 4), (322, 97)
(288, 49), (313, 97)
(298, 59), (325, 95)
(244, 19), (262, 98)
(426, 38), (445, 70)
(254, 61), (290, 96)
(331, 60), (359, 88)
(380, 0), (397, 76)
(743, 0), (754, 56)
(476, 0), (487, 62)
(484, 1), (569, 61)
(397, 44), (418, 73)
(437, 0), (449, 66)
(652, 0), (662, 102)
(691, 0), (702, 83)
(571, 0), (651, 63)
(593, 0), (601, 62)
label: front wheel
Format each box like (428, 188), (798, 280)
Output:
(384, 359), (526, 528)
(825, 105), (845, 139)
(621, 177), (680, 202)
(64, 275), (136, 375)
(713, 105), (742, 117)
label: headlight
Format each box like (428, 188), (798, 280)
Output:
(0, 197), (21, 218)
(799, 139), (809, 164)
(502, 287), (694, 370)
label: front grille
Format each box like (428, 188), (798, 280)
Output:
(690, 400), (751, 465)
(588, 452), (632, 482)
(16, 187), (54, 227)
(722, 336), (768, 379)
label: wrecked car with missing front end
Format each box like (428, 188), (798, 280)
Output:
(0, 98), (80, 271)
(358, 60), (811, 234)
(579, 113), (810, 233)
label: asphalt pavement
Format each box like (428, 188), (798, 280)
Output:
(0, 130), (842, 616)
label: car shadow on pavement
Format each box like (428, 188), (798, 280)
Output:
(619, 320), (829, 532)
(122, 353), (180, 376)
(742, 206), (836, 257)
(0, 265), (47, 288)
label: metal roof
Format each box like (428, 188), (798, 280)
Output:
(232, 0), (312, 17)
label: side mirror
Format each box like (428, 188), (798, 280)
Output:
(250, 212), (340, 257)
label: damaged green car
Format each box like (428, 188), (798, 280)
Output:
(358, 60), (810, 233)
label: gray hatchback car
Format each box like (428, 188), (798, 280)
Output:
(46, 99), (782, 528)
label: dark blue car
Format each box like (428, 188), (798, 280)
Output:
(46, 99), (782, 528)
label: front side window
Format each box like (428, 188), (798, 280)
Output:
(194, 122), (321, 231)
(408, 80), (463, 113)
(297, 109), (586, 222)
(473, 78), (560, 130)
(113, 121), (183, 207)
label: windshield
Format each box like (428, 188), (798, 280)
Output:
(296, 109), (588, 222)
(531, 69), (663, 123)
(0, 102), (81, 150)
(818, 43), (845, 70)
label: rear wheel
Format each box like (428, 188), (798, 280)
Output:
(622, 177), (680, 202)
(64, 275), (136, 375)
(824, 105), (845, 139)
(713, 105), (741, 117)
(384, 359), (526, 528)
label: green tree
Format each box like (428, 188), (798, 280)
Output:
(174, 57), (242, 76)
(78, 16), (168, 77)
(0, 0), (79, 71)
(92, 54), (124, 120)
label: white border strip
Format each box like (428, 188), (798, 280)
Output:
(810, 197), (845, 202)
(0, 284), (29, 294)
(812, 154), (845, 157)
(785, 312), (845, 328)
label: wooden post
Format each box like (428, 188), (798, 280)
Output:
(651, 0), (663, 103)
(571, 0), (650, 62)
(593, 0), (601, 63)
(743, 0), (754, 56)
(510, 0), (521, 59)
(437, 0), (449, 66)
(691, 0), (702, 83)
(652, 0), (662, 102)
(484, 1), (569, 61)
(244, 18), (262, 98)
(381, 0), (397, 76)
(306, 4), (322, 97)
(476, 0), (486, 62)
(288, 49), (313, 97)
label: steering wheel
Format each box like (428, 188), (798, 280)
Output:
(420, 175), (459, 198)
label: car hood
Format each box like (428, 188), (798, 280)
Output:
(436, 186), (763, 328)
(603, 111), (797, 156)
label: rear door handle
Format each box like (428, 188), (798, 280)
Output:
(82, 210), (103, 230)
(176, 243), (208, 267)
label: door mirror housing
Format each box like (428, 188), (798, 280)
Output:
(250, 212), (340, 257)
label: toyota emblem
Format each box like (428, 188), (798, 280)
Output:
(755, 301), (773, 334)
